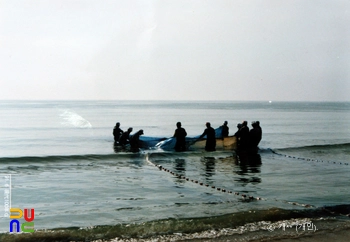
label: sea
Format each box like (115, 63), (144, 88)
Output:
(0, 100), (349, 242)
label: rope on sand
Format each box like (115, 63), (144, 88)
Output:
(145, 153), (313, 208)
(269, 149), (349, 166)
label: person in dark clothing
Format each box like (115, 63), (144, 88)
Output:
(130, 129), (144, 151)
(234, 123), (242, 151)
(221, 121), (229, 138)
(173, 122), (187, 152)
(234, 123), (242, 136)
(255, 121), (262, 144)
(199, 122), (216, 151)
(248, 122), (260, 154)
(113, 122), (123, 143)
(119, 127), (133, 146)
(234, 121), (249, 153)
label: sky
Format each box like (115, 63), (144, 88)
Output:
(0, 0), (349, 101)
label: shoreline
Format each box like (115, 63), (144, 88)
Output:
(90, 227), (350, 242)
(95, 218), (350, 242)
(2, 212), (350, 242)
(189, 227), (350, 242)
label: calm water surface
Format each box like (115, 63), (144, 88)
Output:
(0, 100), (349, 241)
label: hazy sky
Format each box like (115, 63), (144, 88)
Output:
(1, 0), (349, 101)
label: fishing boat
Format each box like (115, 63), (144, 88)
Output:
(189, 135), (237, 151)
(146, 126), (237, 151)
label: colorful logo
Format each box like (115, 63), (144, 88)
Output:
(9, 208), (35, 233)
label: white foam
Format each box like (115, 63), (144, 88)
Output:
(60, 110), (92, 128)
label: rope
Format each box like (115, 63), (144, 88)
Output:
(269, 149), (349, 166)
(145, 153), (313, 208)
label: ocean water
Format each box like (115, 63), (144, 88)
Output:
(0, 100), (349, 241)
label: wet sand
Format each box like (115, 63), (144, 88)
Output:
(100, 220), (350, 242)
(182, 227), (350, 242)
(269, 228), (350, 242)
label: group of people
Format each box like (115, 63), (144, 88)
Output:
(162, 121), (218, 152)
(176, 120), (261, 154)
(234, 120), (262, 154)
(113, 122), (144, 151)
(113, 120), (262, 154)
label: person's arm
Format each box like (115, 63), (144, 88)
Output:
(199, 129), (207, 139)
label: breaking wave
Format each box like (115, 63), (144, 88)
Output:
(59, 110), (92, 128)
(1, 206), (350, 242)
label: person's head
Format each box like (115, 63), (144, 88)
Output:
(237, 123), (242, 129)
(206, 122), (211, 128)
(138, 129), (144, 135)
(251, 121), (257, 128)
(176, 122), (182, 128)
(224, 121), (228, 126)
(127, 127), (133, 133)
(256, 121), (260, 126)
(242, 121), (248, 127)
(116, 122), (120, 127)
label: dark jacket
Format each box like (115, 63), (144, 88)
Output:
(221, 125), (229, 138)
(113, 127), (123, 142)
(130, 130), (143, 149)
(173, 127), (187, 151)
(200, 127), (216, 151)
(235, 125), (249, 151)
(119, 131), (131, 145)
